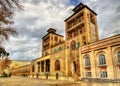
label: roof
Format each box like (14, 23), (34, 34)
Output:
(65, 3), (97, 21)
(72, 3), (84, 12)
(42, 32), (64, 39)
(11, 60), (30, 62)
(47, 28), (56, 33)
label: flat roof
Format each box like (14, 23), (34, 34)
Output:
(65, 3), (97, 21)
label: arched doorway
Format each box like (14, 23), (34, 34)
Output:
(55, 60), (60, 71)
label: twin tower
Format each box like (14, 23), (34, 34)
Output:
(42, 3), (99, 56)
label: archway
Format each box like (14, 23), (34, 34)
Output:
(55, 60), (60, 71)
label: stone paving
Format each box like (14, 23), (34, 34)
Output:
(0, 76), (120, 86)
(0, 76), (80, 86)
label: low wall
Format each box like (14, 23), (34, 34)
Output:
(81, 78), (120, 83)
(29, 75), (74, 81)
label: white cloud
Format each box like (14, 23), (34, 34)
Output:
(4, 0), (74, 60)
(3, 0), (120, 60)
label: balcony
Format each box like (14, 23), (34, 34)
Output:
(98, 64), (107, 67)
(84, 65), (91, 68)
(67, 20), (84, 32)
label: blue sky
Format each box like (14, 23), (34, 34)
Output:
(70, 0), (80, 5)
(3, 0), (120, 61)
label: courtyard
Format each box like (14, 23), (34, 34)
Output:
(0, 76), (120, 86)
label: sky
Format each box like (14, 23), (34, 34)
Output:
(3, 0), (120, 61)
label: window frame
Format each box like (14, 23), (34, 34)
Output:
(86, 72), (91, 78)
(99, 54), (106, 66)
(85, 57), (91, 67)
(117, 51), (120, 64)
(100, 71), (107, 78)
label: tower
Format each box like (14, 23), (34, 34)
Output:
(65, 3), (99, 47)
(64, 3), (99, 76)
(42, 28), (64, 56)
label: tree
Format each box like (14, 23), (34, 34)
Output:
(0, 0), (23, 42)
(0, 47), (6, 59)
(0, 47), (10, 59)
(0, 47), (11, 74)
(0, 27), (17, 41)
(0, 57), (11, 74)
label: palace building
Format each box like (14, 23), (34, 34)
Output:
(11, 3), (120, 80)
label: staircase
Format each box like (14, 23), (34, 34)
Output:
(72, 73), (80, 81)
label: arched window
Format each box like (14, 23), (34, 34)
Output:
(54, 49), (57, 53)
(77, 42), (80, 48)
(85, 57), (90, 66)
(58, 47), (62, 51)
(70, 40), (76, 50)
(99, 54), (106, 65)
(54, 36), (58, 41)
(117, 51), (120, 63)
(55, 60), (60, 71)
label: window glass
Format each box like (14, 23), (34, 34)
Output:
(54, 49), (57, 53)
(86, 72), (91, 77)
(77, 42), (80, 48)
(59, 47), (62, 51)
(85, 57), (90, 66)
(118, 51), (120, 63)
(100, 71), (107, 78)
(99, 54), (106, 65)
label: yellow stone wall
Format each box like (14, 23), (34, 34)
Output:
(10, 60), (30, 69)
(11, 3), (120, 80)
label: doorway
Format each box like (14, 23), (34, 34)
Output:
(72, 61), (76, 75)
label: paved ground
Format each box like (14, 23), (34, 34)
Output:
(0, 76), (120, 86)
(0, 76), (80, 86)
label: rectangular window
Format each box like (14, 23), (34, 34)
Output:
(37, 62), (40, 72)
(80, 29), (82, 34)
(118, 52), (120, 63)
(100, 71), (107, 78)
(67, 46), (69, 49)
(41, 61), (44, 72)
(86, 72), (91, 78)
(84, 41), (86, 45)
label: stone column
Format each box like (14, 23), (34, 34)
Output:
(44, 60), (46, 72)
(65, 47), (68, 76)
(39, 61), (41, 73)
(79, 49), (83, 78)
(90, 50), (96, 78)
(106, 47), (115, 79)
(35, 62), (38, 73)
(94, 16), (99, 40)
(40, 61), (43, 72)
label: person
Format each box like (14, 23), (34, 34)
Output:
(9, 73), (12, 77)
(46, 73), (48, 79)
(56, 73), (59, 80)
(36, 73), (38, 78)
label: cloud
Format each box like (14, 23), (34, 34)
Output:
(4, 0), (74, 60)
(83, 0), (120, 38)
(3, 0), (120, 60)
